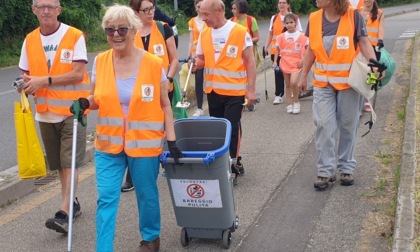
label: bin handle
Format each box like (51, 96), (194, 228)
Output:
(164, 157), (208, 164)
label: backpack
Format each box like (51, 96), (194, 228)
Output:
(230, 15), (254, 38)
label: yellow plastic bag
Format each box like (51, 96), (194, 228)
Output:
(14, 91), (46, 179)
(178, 63), (196, 101)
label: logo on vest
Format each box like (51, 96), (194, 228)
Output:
(60, 49), (73, 64)
(142, 85), (154, 102)
(226, 45), (238, 58)
(336, 36), (350, 50)
(153, 44), (165, 56)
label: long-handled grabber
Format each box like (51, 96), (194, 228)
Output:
(67, 99), (89, 252)
(361, 58), (387, 137)
(176, 58), (195, 108)
(262, 46), (269, 100)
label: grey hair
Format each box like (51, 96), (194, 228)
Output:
(32, 0), (60, 6)
(102, 4), (142, 30)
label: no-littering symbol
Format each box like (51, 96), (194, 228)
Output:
(186, 184), (205, 198)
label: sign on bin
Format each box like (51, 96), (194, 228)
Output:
(170, 179), (223, 208)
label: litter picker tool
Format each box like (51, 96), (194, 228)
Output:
(262, 46), (269, 100)
(67, 99), (89, 252)
(176, 58), (195, 109)
(362, 58), (387, 137)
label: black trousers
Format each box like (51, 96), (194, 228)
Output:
(271, 54), (285, 97)
(194, 68), (204, 109)
(207, 91), (244, 159)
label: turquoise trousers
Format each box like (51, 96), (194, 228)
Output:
(94, 150), (160, 252)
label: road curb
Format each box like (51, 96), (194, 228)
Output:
(0, 143), (95, 208)
(392, 33), (419, 252)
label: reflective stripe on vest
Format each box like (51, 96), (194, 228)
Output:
(97, 134), (124, 146)
(97, 116), (124, 127)
(281, 49), (301, 54)
(126, 138), (164, 150)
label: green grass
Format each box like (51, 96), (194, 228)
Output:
(397, 109), (406, 121)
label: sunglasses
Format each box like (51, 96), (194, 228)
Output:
(104, 27), (130, 37)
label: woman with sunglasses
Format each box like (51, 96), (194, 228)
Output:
(120, 0), (179, 193)
(264, 0), (303, 105)
(84, 4), (182, 251)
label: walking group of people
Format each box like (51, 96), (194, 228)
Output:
(16, 0), (385, 251)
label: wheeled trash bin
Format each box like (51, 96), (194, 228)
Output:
(160, 117), (239, 249)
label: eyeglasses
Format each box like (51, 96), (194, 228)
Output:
(35, 5), (59, 11)
(278, 2), (288, 5)
(139, 6), (156, 14)
(104, 27), (130, 37)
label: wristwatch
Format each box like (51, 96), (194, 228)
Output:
(48, 76), (52, 86)
(167, 76), (173, 83)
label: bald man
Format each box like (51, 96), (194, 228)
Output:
(193, 0), (257, 185)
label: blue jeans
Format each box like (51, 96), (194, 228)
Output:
(312, 85), (363, 177)
(95, 150), (160, 252)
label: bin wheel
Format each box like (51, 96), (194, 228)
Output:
(222, 229), (231, 249)
(180, 228), (191, 247)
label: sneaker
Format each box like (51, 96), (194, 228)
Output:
(363, 103), (372, 112)
(45, 210), (69, 233)
(139, 237), (160, 252)
(192, 108), (204, 117)
(121, 182), (134, 192)
(314, 175), (336, 190)
(236, 156), (245, 175)
(73, 197), (82, 219)
(273, 96), (283, 105)
(340, 173), (354, 186)
(293, 102), (301, 114)
(231, 164), (240, 186)
(286, 105), (293, 114)
(299, 89), (313, 99)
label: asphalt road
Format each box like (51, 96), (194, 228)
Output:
(0, 5), (419, 251)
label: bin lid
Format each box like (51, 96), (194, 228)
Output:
(160, 117), (232, 165)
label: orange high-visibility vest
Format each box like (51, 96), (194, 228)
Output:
(201, 24), (248, 96)
(270, 14), (285, 55)
(363, 9), (383, 46)
(188, 17), (207, 56)
(309, 8), (356, 90)
(277, 32), (308, 73)
(25, 26), (90, 115)
(94, 50), (165, 157)
(134, 21), (173, 92)
(231, 15), (256, 38)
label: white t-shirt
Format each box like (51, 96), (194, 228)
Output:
(189, 17), (205, 33)
(196, 20), (253, 62)
(19, 23), (88, 123)
(269, 14), (303, 33)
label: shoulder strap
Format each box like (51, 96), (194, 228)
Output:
(156, 21), (165, 39)
(247, 15), (253, 38)
(273, 14), (278, 23)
